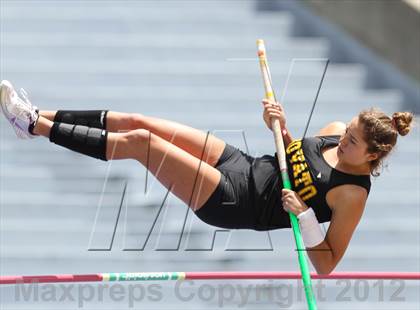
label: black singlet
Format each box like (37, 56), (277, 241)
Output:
(252, 135), (371, 230)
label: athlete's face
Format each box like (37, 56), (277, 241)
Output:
(337, 117), (378, 167)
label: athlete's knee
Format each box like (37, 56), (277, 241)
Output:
(124, 128), (150, 145)
(127, 113), (145, 130)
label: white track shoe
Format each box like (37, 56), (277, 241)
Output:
(0, 80), (39, 139)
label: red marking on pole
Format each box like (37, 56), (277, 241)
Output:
(0, 274), (103, 284)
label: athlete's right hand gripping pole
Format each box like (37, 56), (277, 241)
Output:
(256, 39), (318, 310)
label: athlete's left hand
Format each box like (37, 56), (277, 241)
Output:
(281, 189), (308, 216)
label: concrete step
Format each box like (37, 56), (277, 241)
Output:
(3, 64), (366, 90)
(1, 33), (327, 51)
(3, 59), (358, 76)
(2, 40), (329, 69)
(1, 222), (418, 246)
(0, 255), (417, 274)
(0, 85), (400, 105)
(1, 243), (418, 261)
(2, 2), (274, 23)
(2, 13), (293, 37)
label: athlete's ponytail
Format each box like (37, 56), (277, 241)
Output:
(391, 112), (413, 136)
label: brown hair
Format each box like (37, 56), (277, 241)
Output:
(358, 108), (414, 176)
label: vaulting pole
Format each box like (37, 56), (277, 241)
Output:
(256, 39), (317, 310)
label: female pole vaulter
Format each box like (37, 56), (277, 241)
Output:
(0, 80), (414, 274)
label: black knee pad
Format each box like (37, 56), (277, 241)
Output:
(49, 123), (108, 161)
(54, 110), (108, 129)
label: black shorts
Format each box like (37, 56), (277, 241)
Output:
(194, 143), (258, 230)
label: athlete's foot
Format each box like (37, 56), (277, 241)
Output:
(0, 80), (39, 139)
